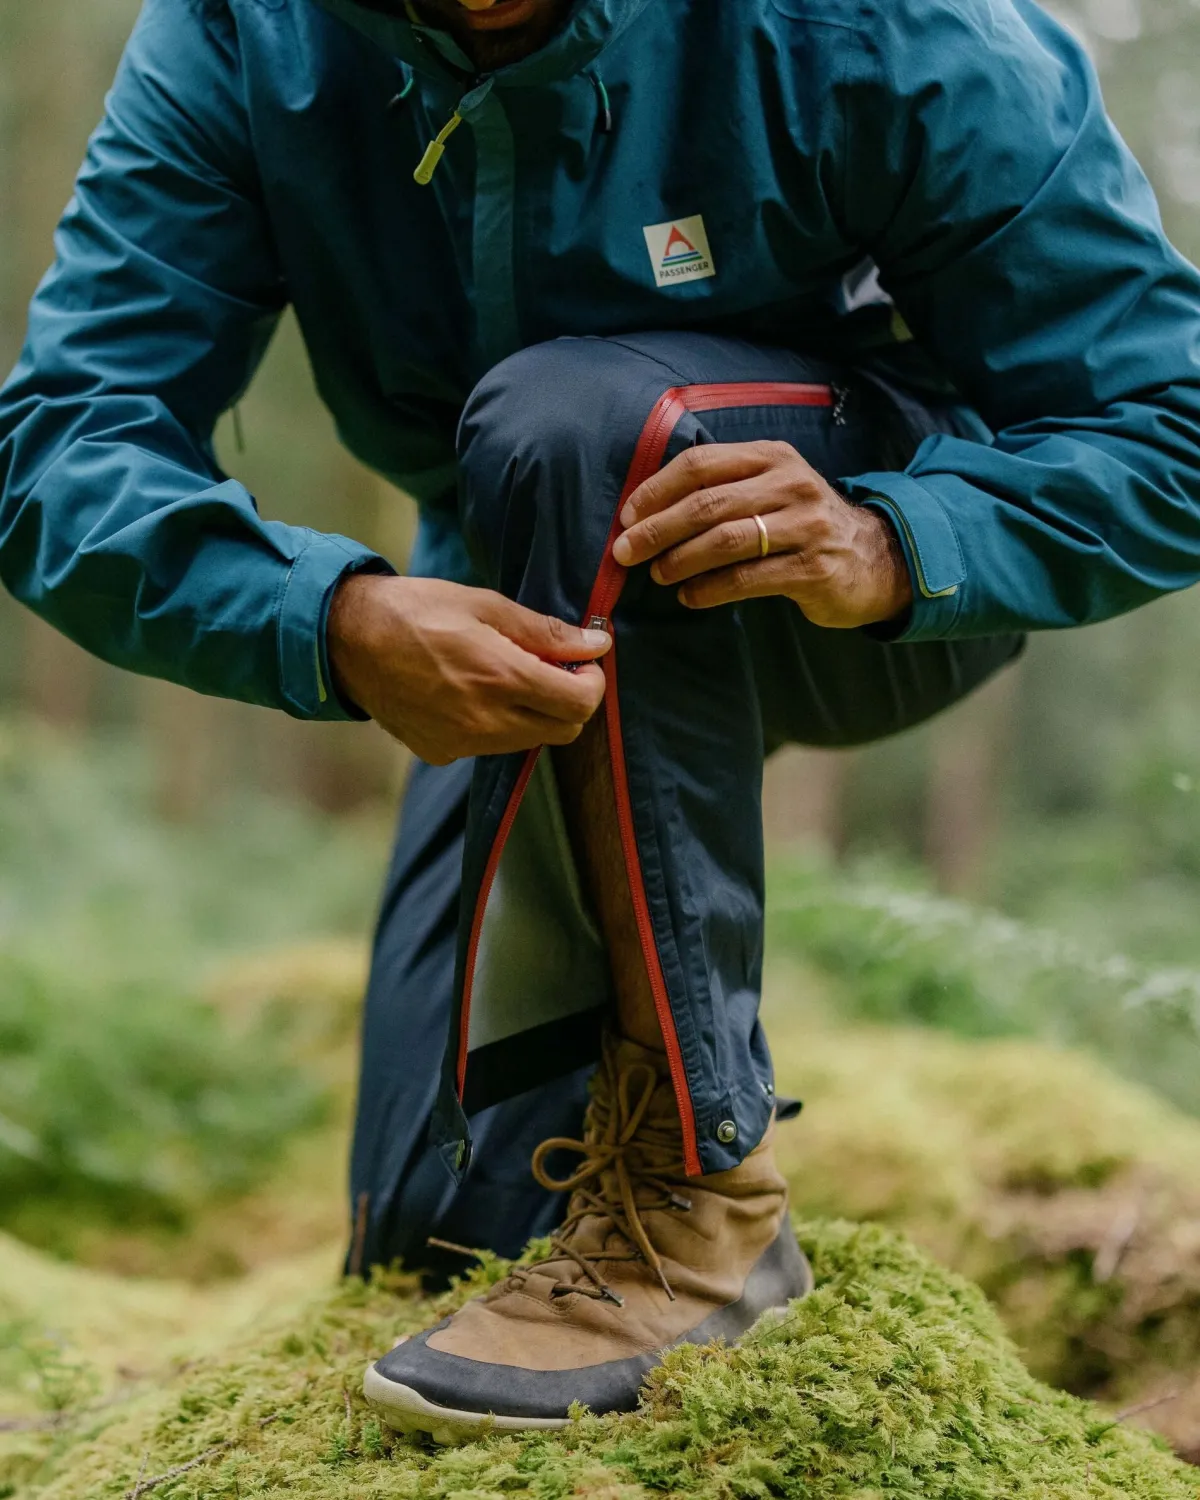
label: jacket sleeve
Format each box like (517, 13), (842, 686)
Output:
(0, 0), (389, 718)
(836, 0), (1200, 641)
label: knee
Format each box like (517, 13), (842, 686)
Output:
(458, 338), (617, 484)
(456, 338), (638, 586)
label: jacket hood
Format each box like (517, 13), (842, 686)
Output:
(308, 0), (654, 85)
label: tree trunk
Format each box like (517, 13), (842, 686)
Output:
(923, 664), (1021, 897)
(762, 746), (853, 857)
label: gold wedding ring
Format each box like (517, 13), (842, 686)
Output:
(753, 513), (770, 559)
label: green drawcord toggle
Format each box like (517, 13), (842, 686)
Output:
(414, 111), (464, 185)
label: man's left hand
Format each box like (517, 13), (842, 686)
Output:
(611, 440), (912, 629)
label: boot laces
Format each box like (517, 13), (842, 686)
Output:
(519, 1057), (689, 1305)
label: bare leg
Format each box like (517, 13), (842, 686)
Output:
(552, 714), (664, 1049)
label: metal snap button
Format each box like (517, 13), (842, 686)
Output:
(717, 1119), (738, 1144)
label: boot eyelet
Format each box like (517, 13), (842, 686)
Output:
(717, 1120), (738, 1144)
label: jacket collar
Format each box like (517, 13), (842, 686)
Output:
(308, 0), (653, 85)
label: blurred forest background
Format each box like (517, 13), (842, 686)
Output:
(4, 1), (1200, 1483)
(2, 0), (1200, 1200)
(5, 0), (1200, 906)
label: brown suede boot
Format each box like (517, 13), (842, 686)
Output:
(363, 1035), (812, 1440)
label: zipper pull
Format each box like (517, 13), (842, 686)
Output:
(414, 111), (464, 185)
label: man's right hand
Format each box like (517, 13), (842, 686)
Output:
(327, 574), (610, 764)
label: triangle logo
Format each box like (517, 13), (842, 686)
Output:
(663, 225), (699, 262)
(643, 215), (716, 288)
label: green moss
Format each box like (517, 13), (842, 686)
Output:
(766, 1005), (1200, 1457)
(0, 1231), (338, 1428)
(11, 943), (1200, 1466)
(6, 1223), (1196, 1500)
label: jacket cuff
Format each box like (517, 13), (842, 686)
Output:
(842, 471), (965, 642)
(276, 531), (394, 721)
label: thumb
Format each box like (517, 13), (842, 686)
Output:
(480, 593), (612, 663)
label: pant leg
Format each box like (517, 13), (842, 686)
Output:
(347, 757), (588, 1276)
(440, 331), (1020, 1183)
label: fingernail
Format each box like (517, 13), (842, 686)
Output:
(678, 588), (693, 608)
(612, 535), (633, 565)
(582, 629), (611, 651)
(619, 505), (635, 528)
(650, 563), (664, 584)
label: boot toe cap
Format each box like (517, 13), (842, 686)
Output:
(368, 1321), (655, 1422)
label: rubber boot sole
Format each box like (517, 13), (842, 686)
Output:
(363, 1359), (571, 1441)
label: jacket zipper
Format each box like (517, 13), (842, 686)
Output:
(457, 380), (834, 1174)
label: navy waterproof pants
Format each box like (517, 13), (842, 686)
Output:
(348, 333), (1020, 1277)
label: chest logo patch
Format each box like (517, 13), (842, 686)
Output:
(643, 215), (716, 288)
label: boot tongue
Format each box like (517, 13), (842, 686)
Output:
(605, 1034), (672, 1080)
(606, 1038), (683, 1152)
(522, 1034), (685, 1295)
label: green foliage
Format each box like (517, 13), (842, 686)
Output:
(977, 588), (1200, 969)
(0, 721), (386, 984)
(765, 854), (1200, 1116)
(0, 720), (387, 1244)
(7, 1222), (1196, 1500)
(8, 1334), (99, 1419)
(0, 952), (324, 1247)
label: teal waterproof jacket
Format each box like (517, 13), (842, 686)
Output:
(2, 0), (1200, 717)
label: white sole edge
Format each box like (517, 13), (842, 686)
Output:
(363, 1363), (571, 1442)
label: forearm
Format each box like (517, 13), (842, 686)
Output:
(0, 385), (387, 718)
(844, 380), (1200, 641)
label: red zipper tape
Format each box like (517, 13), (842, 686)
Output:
(457, 380), (834, 1174)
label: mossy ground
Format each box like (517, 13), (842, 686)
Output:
(762, 981), (1200, 1457)
(6, 948), (1199, 1488)
(0, 1231), (340, 1410)
(6, 1222), (1198, 1500)
(199, 947), (1200, 1454)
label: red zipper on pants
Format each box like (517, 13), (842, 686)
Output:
(457, 380), (834, 1175)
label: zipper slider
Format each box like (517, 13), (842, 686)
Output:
(559, 615), (610, 671)
(560, 615), (611, 670)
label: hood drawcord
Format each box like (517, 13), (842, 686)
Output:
(414, 110), (464, 184)
(588, 69), (613, 135)
(387, 67), (415, 115)
(410, 69), (611, 185)
(413, 75), (495, 186)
